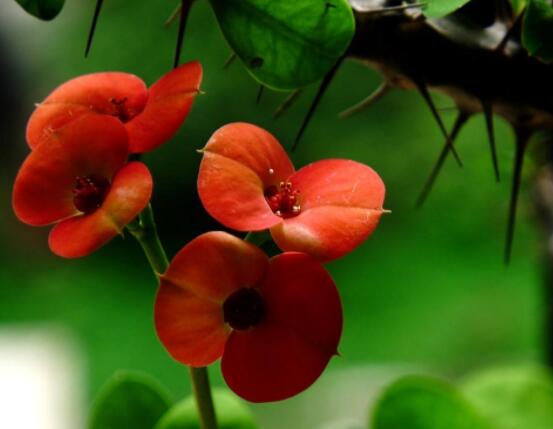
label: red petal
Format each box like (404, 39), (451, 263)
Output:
(155, 231), (269, 366)
(48, 162), (152, 258)
(198, 123), (294, 231)
(27, 72), (148, 149)
(125, 61), (203, 153)
(13, 115), (129, 226)
(155, 282), (230, 367)
(270, 159), (385, 261)
(222, 253), (342, 402)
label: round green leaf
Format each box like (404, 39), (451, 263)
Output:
(522, 0), (553, 63)
(423, 0), (472, 18)
(14, 0), (64, 20)
(89, 371), (173, 429)
(155, 388), (259, 429)
(209, 0), (355, 90)
(462, 365), (553, 429)
(372, 375), (492, 429)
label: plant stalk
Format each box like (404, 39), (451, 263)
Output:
(127, 204), (218, 429)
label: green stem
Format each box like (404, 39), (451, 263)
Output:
(189, 367), (218, 429)
(127, 203), (218, 429)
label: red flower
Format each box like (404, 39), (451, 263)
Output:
(197, 123), (386, 262)
(13, 115), (153, 258)
(154, 231), (342, 403)
(26, 62), (202, 153)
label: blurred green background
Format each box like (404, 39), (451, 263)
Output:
(0, 0), (546, 427)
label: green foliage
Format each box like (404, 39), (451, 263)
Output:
(522, 0), (553, 63)
(155, 388), (258, 429)
(462, 365), (553, 429)
(13, 0), (64, 20)
(372, 375), (492, 429)
(511, 0), (528, 15)
(209, 0), (355, 90)
(422, 0), (472, 18)
(89, 371), (173, 429)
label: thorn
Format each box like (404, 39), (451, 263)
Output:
(364, 3), (426, 14)
(273, 89), (303, 119)
(223, 53), (237, 69)
(482, 100), (500, 182)
(505, 128), (531, 264)
(416, 112), (470, 207)
(85, 0), (104, 58)
(173, 0), (193, 69)
(339, 82), (391, 118)
(256, 84), (265, 105)
(416, 81), (463, 167)
(165, 2), (182, 27)
(292, 56), (345, 152)
(496, 10), (525, 52)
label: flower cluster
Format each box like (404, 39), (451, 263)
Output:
(13, 64), (386, 403)
(13, 62), (202, 257)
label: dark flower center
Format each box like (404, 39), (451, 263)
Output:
(223, 288), (265, 330)
(73, 175), (110, 214)
(264, 181), (301, 218)
(109, 97), (134, 123)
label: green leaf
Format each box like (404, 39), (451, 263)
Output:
(462, 365), (553, 429)
(372, 375), (492, 429)
(522, 0), (553, 63)
(209, 0), (355, 90)
(155, 388), (259, 429)
(511, 0), (528, 15)
(89, 371), (173, 429)
(14, 0), (64, 20)
(423, 0), (472, 18)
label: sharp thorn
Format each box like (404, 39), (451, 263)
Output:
(165, 2), (182, 27)
(85, 0), (104, 58)
(339, 82), (391, 118)
(223, 53), (237, 69)
(496, 10), (525, 52)
(256, 84), (265, 105)
(273, 89), (303, 119)
(173, 0), (193, 69)
(416, 81), (463, 167)
(416, 112), (470, 207)
(482, 100), (501, 182)
(505, 128), (531, 264)
(291, 56), (345, 152)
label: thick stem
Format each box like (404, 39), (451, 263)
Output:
(127, 204), (218, 429)
(189, 367), (218, 429)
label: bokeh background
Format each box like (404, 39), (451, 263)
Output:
(0, 1), (545, 428)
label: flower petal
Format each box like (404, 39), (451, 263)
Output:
(48, 162), (153, 258)
(27, 72), (148, 149)
(198, 123), (294, 231)
(162, 231), (269, 302)
(13, 115), (129, 226)
(222, 252), (342, 402)
(155, 231), (269, 366)
(125, 61), (203, 153)
(155, 282), (230, 367)
(270, 159), (385, 261)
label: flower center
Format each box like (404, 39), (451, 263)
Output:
(109, 97), (134, 123)
(223, 288), (265, 330)
(73, 175), (110, 214)
(264, 181), (301, 218)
